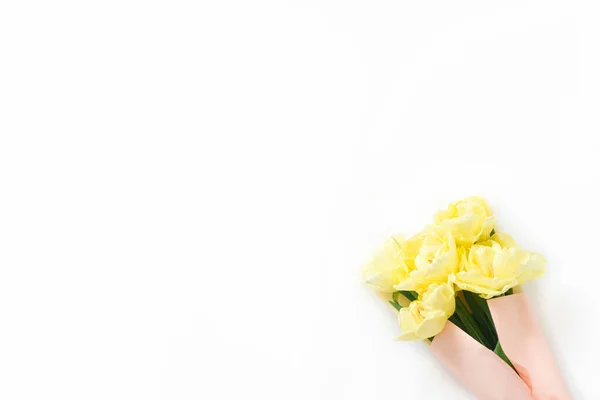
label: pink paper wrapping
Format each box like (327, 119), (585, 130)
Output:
(488, 294), (572, 400)
(431, 322), (532, 400)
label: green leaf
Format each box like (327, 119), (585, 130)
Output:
(454, 298), (490, 349)
(390, 291), (415, 310)
(490, 228), (496, 236)
(397, 290), (417, 302)
(389, 300), (402, 311)
(463, 291), (497, 348)
(494, 340), (516, 371)
(448, 314), (466, 332)
(400, 290), (419, 301)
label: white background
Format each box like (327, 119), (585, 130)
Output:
(0, 1), (597, 399)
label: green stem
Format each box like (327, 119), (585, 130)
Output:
(463, 291), (497, 348)
(478, 295), (498, 341)
(454, 297), (490, 348)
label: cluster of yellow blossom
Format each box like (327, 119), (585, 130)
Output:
(362, 197), (546, 340)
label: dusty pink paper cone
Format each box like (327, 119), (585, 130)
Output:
(488, 294), (572, 400)
(431, 322), (532, 400)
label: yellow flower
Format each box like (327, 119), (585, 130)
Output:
(394, 231), (458, 293)
(435, 196), (495, 247)
(454, 232), (546, 299)
(362, 236), (410, 293)
(397, 283), (456, 340)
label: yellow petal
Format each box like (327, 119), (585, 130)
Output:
(422, 283), (455, 317)
(455, 233), (546, 298)
(394, 232), (458, 293)
(434, 197), (495, 246)
(415, 312), (448, 339)
(362, 237), (408, 293)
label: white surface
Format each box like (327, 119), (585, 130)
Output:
(0, 1), (597, 399)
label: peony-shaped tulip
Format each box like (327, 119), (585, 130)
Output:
(454, 232), (546, 299)
(362, 235), (411, 293)
(435, 196), (495, 247)
(394, 230), (459, 293)
(397, 283), (456, 340)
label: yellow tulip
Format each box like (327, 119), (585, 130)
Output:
(435, 196), (495, 247)
(397, 283), (456, 340)
(454, 232), (546, 299)
(394, 231), (458, 293)
(362, 236), (410, 293)
(393, 227), (431, 271)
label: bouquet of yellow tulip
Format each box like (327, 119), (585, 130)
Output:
(362, 197), (571, 399)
